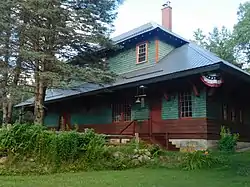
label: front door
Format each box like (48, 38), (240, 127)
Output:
(150, 99), (162, 122)
(150, 98), (162, 134)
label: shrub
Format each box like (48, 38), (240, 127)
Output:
(0, 124), (106, 172)
(218, 126), (239, 152)
(181, 150), (220, 170)
(99, 140), (155, 170)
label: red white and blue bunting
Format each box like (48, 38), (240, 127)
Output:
(200, 72), (223, 87)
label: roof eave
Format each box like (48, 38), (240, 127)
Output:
(15, 63), (221, 108)
(220, 63), (250, 83)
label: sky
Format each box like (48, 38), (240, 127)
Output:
(112, 0), (248, 40)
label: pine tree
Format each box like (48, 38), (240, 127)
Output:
(10, 0), (123, 124)
(0, 0), (23, 125)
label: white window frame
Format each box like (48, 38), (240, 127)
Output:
(136, 42), (148, 64)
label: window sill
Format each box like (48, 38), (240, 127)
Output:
(179, 117), (193, 120)
(136, 60), (148, 65)
(112, 120), (132, 123)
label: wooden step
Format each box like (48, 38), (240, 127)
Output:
(104, 134), (134, 146)
(140, 134), (180, 151)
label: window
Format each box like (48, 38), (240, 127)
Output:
(179, 92), (192, 118)
(112, 101), (131, 122)
(136, 43), (147, 64)
(231, 108), (236, 122)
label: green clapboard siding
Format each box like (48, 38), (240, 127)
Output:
(162, 90), (207, 120)
(108, 39), (174, 74)
(44, 113), (59, 127)
(158, 40), (175, 61)
(108, 40), (155, 74)
(70, 107), (112, 125)
(132, 103), (150, 121)
(162, 94), (179, 120)
(192, 90), (207, 118)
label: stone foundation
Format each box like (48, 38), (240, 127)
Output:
(169, 139), (218, 152)
(236, 142), (250, 149)
(170, 139), (250, 152)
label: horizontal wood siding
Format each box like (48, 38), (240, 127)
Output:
(207, 119), (250, 141)
(77, 121), (135, 135)
(44, 113), (59, 127)
(132, 103), (150, 121)
(206, 80), (250, 141)
(108, 40), (156, 74)
(74, 118), (207, 140)
(70, 107), (112, 125)
(192, 89), (207, 118)
(162, 94), (179, 120)
(152, 118), (207, 139)
(162, 90), (207, 120)
(207, 98), (222, 119)
(158, 40), (175, 61)
(243, 108), (250, 124)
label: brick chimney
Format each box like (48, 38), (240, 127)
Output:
(162, 1), (172, 31)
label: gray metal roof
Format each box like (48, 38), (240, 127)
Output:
(112, 22), (188, 44)
(16, 22), (250, 107)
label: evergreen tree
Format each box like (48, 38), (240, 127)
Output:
(7, 0), (123, 124)
(0, 0), (23, 125)
(233, 2), (250, 67)
(192, 26), (240, 67)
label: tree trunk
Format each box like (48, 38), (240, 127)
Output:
(2, 101), (8, 125)
(34, 78), (46, 125)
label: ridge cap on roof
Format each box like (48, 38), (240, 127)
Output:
(111, 21), (189, 44)
(112, 22), (156, 43)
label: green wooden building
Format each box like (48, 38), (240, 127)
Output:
(17, 3), (250, 150)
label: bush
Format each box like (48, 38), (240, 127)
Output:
(99, 141), (154, 170)
(0, 124), (106, 173)
(218, 126), (239, 152)
(181, 150), (220, 170)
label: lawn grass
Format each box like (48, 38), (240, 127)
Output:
(1, 152), (250, 187)
(1, 168), (250, 187)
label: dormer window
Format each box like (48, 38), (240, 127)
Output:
(136, 42), (148, 64)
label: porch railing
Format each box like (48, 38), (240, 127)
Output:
(119, 120), (135, 135)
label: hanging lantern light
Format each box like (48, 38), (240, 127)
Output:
(135, 97), (141, 104)
(134, 85), (147, 107)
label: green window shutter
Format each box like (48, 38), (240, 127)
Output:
(192, 90), (207, 118)
(70, 107), (112, 125)
(132, 103), (150, 121)
(162, 94), (179, 120)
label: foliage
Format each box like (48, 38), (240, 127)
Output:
(98, 140), (154, 170)
(0, 124), (158, 174)
(0, 124), (107, 173)
(192, 27), (240, 67)
(233, 1), (250, 66)
(218, 126), (239, 152)
(0, 0), (124, 124)
(181, 150), (220, 170)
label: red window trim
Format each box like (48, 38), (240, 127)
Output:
(136, 41), (148, 64)
(179, 91), (193, 119)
